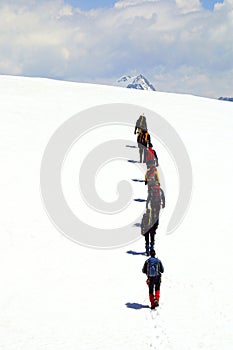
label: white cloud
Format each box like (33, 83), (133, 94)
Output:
(175, 0), (201, 13)
(59, 4), (73, 17)
(114, 0), (158, 8)
(0, 0), (232, 97)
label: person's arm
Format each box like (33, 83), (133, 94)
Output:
(159, 260), (164, 273)
(142, 260), (148, 274)
(134, 125), (137, 134)
(160, 189), (165, 208)
(147, 133), (151, 147)
(156, 169), (160, 184)
(145, 171), (148, 185)
(154, 150), (159, 166)
(145, 168), (150, 185)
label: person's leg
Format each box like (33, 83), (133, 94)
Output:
(154, 217), (159, 230)
(151, 214), (159, 240)
(138, 144), (143, 162)
(145, 232), (150, 256)
(150, 230), (155, 251)
(155, 277), (161, 306)
(149, 277), (156, 308)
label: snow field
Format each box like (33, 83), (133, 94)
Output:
(0, 75), (232, 350)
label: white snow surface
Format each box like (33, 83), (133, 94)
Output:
(0, 75), (233, 350)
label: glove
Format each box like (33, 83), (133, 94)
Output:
(146, 278), (150, 286)
(134, 131), (136, 135)
(145, 180), (147, 185)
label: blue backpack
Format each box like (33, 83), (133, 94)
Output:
(147, 257), (160, 277)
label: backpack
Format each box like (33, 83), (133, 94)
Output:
(137, 130), (148, 147)
(147, 257), (160, 277)
(146, 165), (157, 181)
(136, 115), (147, 131)
(144, 132), (149, 143)
(141, 209), (153, 235)
(146, 148), (155, 163)
(141, 211), (150, 236)
(137, 131), (143, 144)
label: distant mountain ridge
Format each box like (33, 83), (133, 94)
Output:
(116, 74), (156, 91)
(218, 97), (233, 102)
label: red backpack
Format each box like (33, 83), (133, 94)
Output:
(146, 148), (155, 162)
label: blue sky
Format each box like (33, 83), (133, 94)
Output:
(66, 0), (115, 10)
(199, 0), (224, 9)
(66, 0), (224, 11)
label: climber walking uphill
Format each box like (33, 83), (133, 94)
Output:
(136, 129), (151, 163)
(143, 173), (164, 255)
(146, 180), (165, 214)
(134, 113), (147, 134)
(134, 114), (151, 163)
(141, 208), (159, 256)
(146, 143), (159, 167)
(142, 249), (164, 309)
(145, 163), (160, 186)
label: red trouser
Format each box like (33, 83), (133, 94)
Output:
(148, 276), (161, 306)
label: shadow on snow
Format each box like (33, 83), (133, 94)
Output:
(126, 250), (146, 256)
(125, 145), (137, 149)
(134, 198), (146, 202)
(125, 302), (150, 310)
(131, 179), (145, 183)
(127, 159), (138, 164)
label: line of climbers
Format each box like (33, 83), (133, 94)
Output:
(134, 113), (165, 310)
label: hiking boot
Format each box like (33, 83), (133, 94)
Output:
(154, 299), (159, 307)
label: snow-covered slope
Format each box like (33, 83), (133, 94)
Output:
(0, 75), (232, 350)
(116, 74), (156, 91)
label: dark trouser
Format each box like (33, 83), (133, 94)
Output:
(148, 276), (161, 306)
(145, 224), (157, 253)
(148, 276), (161, 295)
(145, 231), (155, 254)
(138, 144), (147, 163)
(145, 230), (155, 247)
